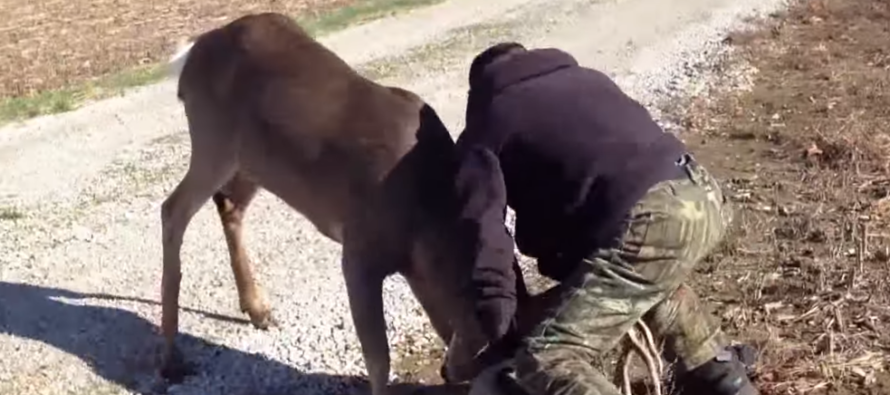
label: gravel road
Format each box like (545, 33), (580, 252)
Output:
(0, 0), (788, 394)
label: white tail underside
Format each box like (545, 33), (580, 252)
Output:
(167, 41), (195, 80)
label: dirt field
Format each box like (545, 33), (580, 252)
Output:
(676, 0), (890, 393)
(0, 0), (353, 99)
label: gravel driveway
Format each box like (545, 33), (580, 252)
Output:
(0, 0), (788, 394)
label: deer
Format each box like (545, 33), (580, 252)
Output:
(159, 12), (497, 395)
(159, 12), (666, 395)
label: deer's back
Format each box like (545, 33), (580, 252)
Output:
(178, 13), (454, 245)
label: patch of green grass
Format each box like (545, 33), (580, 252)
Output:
(0, 206), (24, 221)
(0, 66), (165, 124)
(0, 0), (445, 127)
(299, 0), (444, 36)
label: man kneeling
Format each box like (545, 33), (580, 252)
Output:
(443, 42), (759, 395)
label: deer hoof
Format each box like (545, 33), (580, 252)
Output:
(246, 309), (277, 330)
(159, 348), (196, 383)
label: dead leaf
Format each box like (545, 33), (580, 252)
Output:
(806, 142), (824, 158)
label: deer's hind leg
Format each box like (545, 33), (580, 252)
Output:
(212, 173), (274, 329)
(160, 133), (238, 381)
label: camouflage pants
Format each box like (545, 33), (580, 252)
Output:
(514, 155), (732, 395)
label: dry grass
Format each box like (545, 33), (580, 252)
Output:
(0, 0), (443, 124)
(0, 0), (352, 98)
(677, 0), (890, 394)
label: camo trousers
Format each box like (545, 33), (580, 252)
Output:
(513, 154), (733, 395)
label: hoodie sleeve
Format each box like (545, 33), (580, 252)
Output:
(452, 144), (519, 342)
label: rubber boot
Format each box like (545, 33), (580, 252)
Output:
(676, 344), (760, 395)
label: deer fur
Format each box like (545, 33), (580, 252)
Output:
(159, 12), (491, 395)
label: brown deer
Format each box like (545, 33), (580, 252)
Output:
(160, 12), (492, 395)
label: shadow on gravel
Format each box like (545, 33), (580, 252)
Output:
(0, 281), (464, 395)
(76, 291), (254, 327)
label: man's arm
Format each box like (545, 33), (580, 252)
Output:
(452, 146), (519, 342)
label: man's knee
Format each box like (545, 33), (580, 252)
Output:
(513, 348), (619, 395)
(643, 284), (727, 369)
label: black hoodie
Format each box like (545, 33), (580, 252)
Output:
(452, 47), (688, 341)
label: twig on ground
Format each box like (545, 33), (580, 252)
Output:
(619, 320), (664, 395)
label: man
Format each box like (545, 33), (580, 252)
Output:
(444, 42), (758, 395)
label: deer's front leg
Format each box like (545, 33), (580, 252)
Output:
(342, 248), (391, 395)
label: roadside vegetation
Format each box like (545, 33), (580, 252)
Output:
(0, 0), (442, 126)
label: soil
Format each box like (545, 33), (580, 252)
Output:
(0, 0), (352, 98)
(677, 0), (890, 393)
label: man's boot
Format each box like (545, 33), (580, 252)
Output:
(676, 344), (759, 395)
